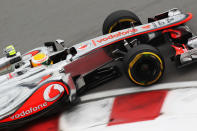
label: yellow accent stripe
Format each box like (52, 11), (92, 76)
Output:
(128, 52), (163, 86)
(108, 19), (136, 33)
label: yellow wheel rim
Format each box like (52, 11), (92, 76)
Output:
(128, 52), (164, 86)
(108, 19), (136, 33)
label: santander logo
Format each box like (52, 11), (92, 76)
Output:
(43, 84), (65, 102)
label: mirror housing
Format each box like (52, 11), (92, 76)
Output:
(56, 39), (65, 47)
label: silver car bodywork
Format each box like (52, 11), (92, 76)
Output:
(0, 8), (192, 123)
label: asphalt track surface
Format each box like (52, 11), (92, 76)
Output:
(0, 0), (197, 93)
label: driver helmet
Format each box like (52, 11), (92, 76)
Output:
(31, 53), (53, 67)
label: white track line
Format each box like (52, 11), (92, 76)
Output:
(81, 81), (197, 102)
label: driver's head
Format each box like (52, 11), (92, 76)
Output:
(31, 53), (52, 67)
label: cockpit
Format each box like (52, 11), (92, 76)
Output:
(44, 40), (77, 64)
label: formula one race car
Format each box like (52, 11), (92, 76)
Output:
(0, 8), (195, 129)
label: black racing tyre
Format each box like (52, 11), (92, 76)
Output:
(102, 10), (142, 34)
(124, 44), (165, 86)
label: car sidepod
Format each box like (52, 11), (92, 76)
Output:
(0, 80), (70, 129)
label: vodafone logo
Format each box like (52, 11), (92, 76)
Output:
(43, 84), (65, 102)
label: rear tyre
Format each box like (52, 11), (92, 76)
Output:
(124, 44), (165, 86)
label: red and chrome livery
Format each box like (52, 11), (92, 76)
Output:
(0, 8), (195, 129)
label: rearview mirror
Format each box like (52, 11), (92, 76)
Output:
(55, 39), (65, 47)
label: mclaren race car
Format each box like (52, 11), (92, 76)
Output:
(0, 8), (195, 129)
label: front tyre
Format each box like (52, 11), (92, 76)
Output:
(124, 44), (165, 86)
(102, 10), (142, 34)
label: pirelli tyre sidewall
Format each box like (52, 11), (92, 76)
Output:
(102, 10), (142, 34)
(124, 44), (165, 86)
